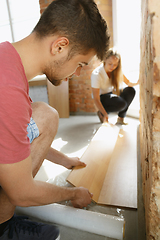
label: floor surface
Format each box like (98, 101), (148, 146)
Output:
(27, 114), (146, 240)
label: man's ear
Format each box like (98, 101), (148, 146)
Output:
(51, 37), (69, 55)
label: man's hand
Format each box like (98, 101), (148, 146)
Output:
(71, 187), (93, 208)
(0, 155), (92, 207)
(62, 157), (86, 169)
(46, 148), (86, 169)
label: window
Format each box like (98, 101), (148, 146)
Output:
(112, 0), (141, 118)
(0, 0), (40, 43)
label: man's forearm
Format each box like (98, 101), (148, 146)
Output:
(46, 147), (86, 169)
(17, 180), (75, 207)
(14, 179), (92, 209)
(46, 147), (68, 166)
(0, 147), (92, 209)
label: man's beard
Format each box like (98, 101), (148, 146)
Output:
(44, 58), (68, 86)
(46, 74), (63, 86)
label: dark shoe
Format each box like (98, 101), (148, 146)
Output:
(97, 111), (103, 123)
(0, 215), (60, 240)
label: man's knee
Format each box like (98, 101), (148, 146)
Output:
(31, 102), (59, 137)
(45, 105), (59, 136)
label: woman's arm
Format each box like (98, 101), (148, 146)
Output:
(123, 75), (139, 87)
(92, 87), (108, 122)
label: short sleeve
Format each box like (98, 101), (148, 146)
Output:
(0, 86), (32, 164)
(91, 70), (101, 89)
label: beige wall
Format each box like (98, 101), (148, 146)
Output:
(140, 0), (160, 239)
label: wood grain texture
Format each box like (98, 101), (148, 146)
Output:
(67, 123), (120, 203)
(47, 80), (69, 118)
(98, 126), (137, 208)
(67, 123), (137, 209)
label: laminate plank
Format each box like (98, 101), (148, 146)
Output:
(67, 123), (138, 208)
(67, 123), (119, 203)
(98, 126), (137, 208)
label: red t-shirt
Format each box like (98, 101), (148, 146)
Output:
(0, 42), (32, 164)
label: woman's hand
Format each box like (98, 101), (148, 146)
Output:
(103, 113), (108, 123)
(97, 111), (108, 123)
(134, 79), (139, 86)
(123, 75), (139, 87)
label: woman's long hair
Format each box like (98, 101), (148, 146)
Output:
(104, 49), (123, 95)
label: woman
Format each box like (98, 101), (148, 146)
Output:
(91, 49), (139, 124)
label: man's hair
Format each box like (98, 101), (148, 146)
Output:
(33, 0), (110, 60)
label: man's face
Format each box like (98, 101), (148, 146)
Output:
(44, 51), (95, 86)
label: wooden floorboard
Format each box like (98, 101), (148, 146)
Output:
(67, 123), (119, 203)
(98, 127), (137, 208)
(67, 123), (137, 209)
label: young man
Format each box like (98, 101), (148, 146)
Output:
(0, 0), (110, 239)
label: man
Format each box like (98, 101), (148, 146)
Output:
(0, 0), (110, 239)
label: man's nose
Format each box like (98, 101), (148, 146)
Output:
(74, 66), (82, 77)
